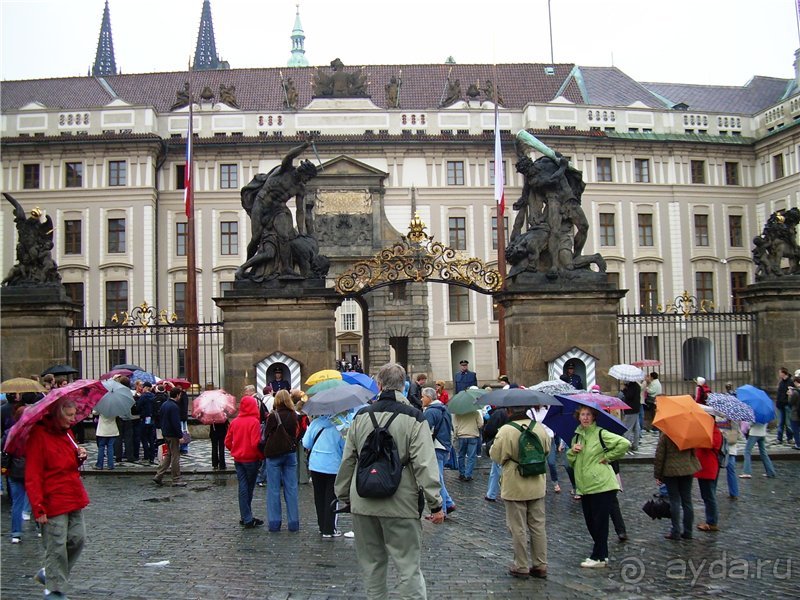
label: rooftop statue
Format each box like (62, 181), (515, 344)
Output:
(236, 140), (329, 283)
(170, 82), (192, 111)
(312, 58), (368, 98)
(752, 207), (800, 280)
(505, 131), (606, 280)
(440, 77), (462, 107)
(219, 84), (238, 108)
(2, 193), (61, 287)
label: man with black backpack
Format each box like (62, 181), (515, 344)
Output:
(335, 362), (444, 600)
(489, 405), (551, 580)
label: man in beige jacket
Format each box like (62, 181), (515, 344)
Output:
(489, 406), (551, 579)
(454, 406), (483, 481)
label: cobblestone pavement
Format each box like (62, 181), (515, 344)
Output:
(2, 438), (799, 599)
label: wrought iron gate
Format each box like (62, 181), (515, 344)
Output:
(617, 293), (759, 396)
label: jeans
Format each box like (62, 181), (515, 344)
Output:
(638, 406), (645, 435)
(580, 490), (616, 561)
(726, 454), (739, 497)
(435, 449), (455, 508)
(742, 435), (776, 476)
(96, 436), (116, 469)
(266, 451), (299, 532)
(697, 477), (719, 526)
(486, 460), (502, 500)
(256, 460), (267, 485)
(776, 406), (794, 442)
(235, 461), (260, 525)
(622, 414), (640, 450)
(458, 437), (480, 479)
(9, 478), (27, 537)
(664, 475), (693, 536)
(546, 441), (559, 482)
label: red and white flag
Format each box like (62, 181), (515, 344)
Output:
(494, 113), (505, 215)
(184, 115), (193, 218)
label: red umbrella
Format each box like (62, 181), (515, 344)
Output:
(3, 379), (108, 455)
(632, 359), (661, 368)
(567, 392), (631, 412)
(162, 378), (192, 390)
(192, 389), (236, 424)
(99, 368), (133, 381)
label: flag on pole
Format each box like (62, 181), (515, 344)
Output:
(184, 111), (193, 217)
(494, 113), (505, 215)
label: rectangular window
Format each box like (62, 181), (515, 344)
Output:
(108, 160), (127, 186)
(694, 214), (709, 246)
(724, 162), (740, 185)
(638, 214), (654, 246)
(736, 334), (750, 361)
(220, 221), (238, 255)
(488, 160), (507, 186)
(107, 218), (126, 253)
(606, 272), (620, 289)
(448, 286), (470, 321)
(643, 335), (660, 361)
(448, 216), (466, 250)
(63, 282), (85, 326)
(634, 158), (650, 183)
(731, 271), (747, 312)
(728, 215), (743, 247)
(108, 349), (126, 371)
(65, 162), (83, 188)
(176, 222), (188, 256)
(491, 216), (509, 250)
(342, 313), (356, 331)
(596, 157), (612, 182)
(173, 282), (186, 324)
(695, 271), (714, 306)
(220, 164), (238, 189)
(447, 161), (465, 185)
(599, 213), (616, 246)
(639, 272), (658, 314)
(690, 160), (706, 184)
(64, 219), (82, 255)
(177, 348), (186, 379)
(773, 154), (785, 179)
(219, 280), (235, 295)
(388, 282), (407, 301)
(105, 280), (128, 323)
(176, 164), (186, 190)
(23, 164), (40, 189)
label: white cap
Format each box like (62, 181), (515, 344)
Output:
(695, 377), (706, 386)
(795, 369), (800, 378)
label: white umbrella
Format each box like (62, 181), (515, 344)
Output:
(608, 364), (645, 382)
(531, 380), (576, 395)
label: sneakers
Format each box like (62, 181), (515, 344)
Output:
(484, 496), (497, 502)
(11, 537), (21, 544)
(738, 474), (751, 479)
(172, 482), (187, 487)
(22, 512), (31, 521)
(243, 518), (264, 529)
(322, 530), (344, 538)
(580, 558), (608, 568)
(34, 568), (46, 586)
(343, 531), (355, 538)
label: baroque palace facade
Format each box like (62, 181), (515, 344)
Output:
(1, 5), (799, 385)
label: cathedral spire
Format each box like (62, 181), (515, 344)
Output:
(193, 0), (229, 71)
(92, 1), (118, 77)
(287, 3), (309, 67)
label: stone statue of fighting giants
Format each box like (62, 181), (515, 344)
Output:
(236, 141), (330, 283)
(2, 193), (61, 287)
(506, 131), (606, 280)
(752, 207), (800, 280)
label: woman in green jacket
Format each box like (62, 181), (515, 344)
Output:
(567, 407), (630, 568)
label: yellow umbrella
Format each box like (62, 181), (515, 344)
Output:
(0, 377), (45, 394)
(652, 394), (714, 450)
(305, 369), (343, 387)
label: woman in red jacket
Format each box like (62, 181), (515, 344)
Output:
(225, 396), (265, 529)
(695, 425), (723, 532)
(25, 398), (89, 599)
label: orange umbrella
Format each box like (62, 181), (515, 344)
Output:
(652, 394), (714, 450)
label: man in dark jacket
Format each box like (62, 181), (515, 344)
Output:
(407, 373), (427, 411)
(621, 381), (642, 452)
(454, 360), (478, 393)
(484, 405), (509, 501)
(137, 383), (157, 464)
(776, 367), (795, 444)
(153, 387), (186, 487)
(422, 386), (455, 514)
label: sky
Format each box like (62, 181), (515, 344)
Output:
(1, 0), (799, 86)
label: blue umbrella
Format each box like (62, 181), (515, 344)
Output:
(129, 370), (157, 386)
(341, 371), (379, 394)
(736, 385), (775, 424)
(544, 394), (628, 445)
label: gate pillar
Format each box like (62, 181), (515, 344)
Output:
(214, 283), (342, 395)
(0, 287), (81, 379)
(741, 278), (800, 388)
(496, 286), (626, 392)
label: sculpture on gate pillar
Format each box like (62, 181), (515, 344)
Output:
(2, 193), (61, 287)
(505, 131), (606, 280)
(752, 207), (800, 280)
(236, 140), (330, 283)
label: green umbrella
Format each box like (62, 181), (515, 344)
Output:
(307, 378), (349, 395)
(447, 388), (487, 415)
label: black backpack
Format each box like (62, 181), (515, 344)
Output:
(356, 411), (404, 498)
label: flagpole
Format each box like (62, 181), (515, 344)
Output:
(185, 61), (200, 389)
(493, 61), (508, 377)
